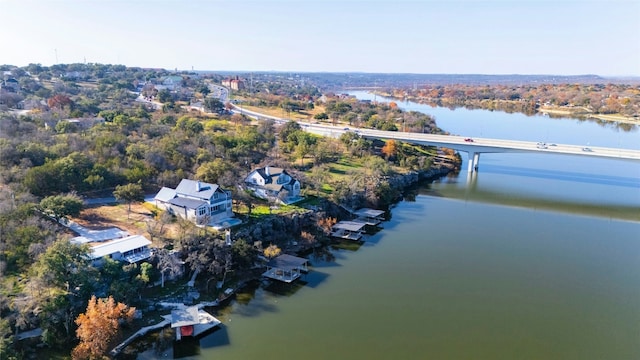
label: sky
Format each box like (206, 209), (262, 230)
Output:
(1, 0), (639, 76)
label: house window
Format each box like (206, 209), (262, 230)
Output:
(198, 207), (206, 216)
(212, 204), (227, 212)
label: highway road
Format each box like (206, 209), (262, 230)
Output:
(230, 104), (640, 164)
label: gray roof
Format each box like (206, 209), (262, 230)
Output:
(154, 187), (177, 202)
(333, 221), (366, 232)
(263, 183), (284, 192)
(248, 166), (298, 188)
(354, 208), (385, 218)
(175, 179), (220, 201)
(267, 254), (308, 271)
(169, 197), (207, 209)
(90, 235), (151, 259)
(70, 227), (129, 244)
(171, 306), (199, 328)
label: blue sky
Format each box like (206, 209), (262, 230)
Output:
(2, 0), (639, 76)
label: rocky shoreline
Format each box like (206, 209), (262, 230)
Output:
(111, 165), (456, 357)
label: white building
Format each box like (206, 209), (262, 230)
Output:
(154, 179), (234, 226)
(88, 235), (153, 266)
(244, 166), (302, 204)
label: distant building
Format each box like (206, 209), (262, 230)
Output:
(0, 78), (20, 92)
(162, 76), (184, 91)
(58, 116), (105, 130)
(222, 76), (245, 91)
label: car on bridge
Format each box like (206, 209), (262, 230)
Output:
(582, 147), (593, 152)
(464, 138), (474, 142)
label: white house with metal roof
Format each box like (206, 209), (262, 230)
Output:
(244, 166), (301, 204)
(89, 235), (153, 266)
(154, 179), (234, 225)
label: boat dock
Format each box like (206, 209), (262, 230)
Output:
(171, 306), (222, 340)
(110, 302), (222, 356)
(331, 221), (366, 241)
(352, 208), (385, 226)
(262, 254), (309, 283)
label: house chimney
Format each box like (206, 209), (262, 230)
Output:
(197, 180), (201, 191)
(265, 166), (270, 176)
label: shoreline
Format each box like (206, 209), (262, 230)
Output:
(369, 91), (639, 127)
(538, 107), (640, 125)
(111, 167), (455, 356)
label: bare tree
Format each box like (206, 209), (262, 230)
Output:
(154, 249), (183, 288)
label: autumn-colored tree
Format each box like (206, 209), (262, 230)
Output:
(317, 217), (337, 235)
(381, 139), (398, 160)
(47, 94), (73, 109)
(72, 295), (135, 360)
(388, 101), (398, 109)
(300, 231), (317, 246)
(264, 244), (281, 258)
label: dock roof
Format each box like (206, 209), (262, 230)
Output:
(171, 306), (200, 328)
(333, 221), (366, 232)
(354, 208), (385, 218)
(267, 254), (308, 271)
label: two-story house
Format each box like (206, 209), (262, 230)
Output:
(154, 179), (234, 225)
(244, 166), (302, 204)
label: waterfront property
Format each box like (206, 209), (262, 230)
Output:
(154, 179), (235, 226)
(68, 222), (152, 266)
(171, 306), (222, 340)
(331, 221), (366, 241)
(262, 254), (309, 283)
(352, 208), (385, 226)
(88, 235), (153, 266)
(244, 165), (302, 204)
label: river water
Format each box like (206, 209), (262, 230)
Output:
(132, 92), (640, 360)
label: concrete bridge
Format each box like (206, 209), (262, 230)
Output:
(301, 124), (640, 172)
(231, 105), (640, 173)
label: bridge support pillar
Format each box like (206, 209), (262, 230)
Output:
(467, 152), (480, 172)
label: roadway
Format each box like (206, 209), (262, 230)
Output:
(229, 104), (640, 171)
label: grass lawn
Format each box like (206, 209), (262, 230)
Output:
(326, 157), (364, 182)
(238, 104), (322, 121)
